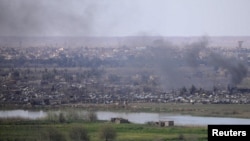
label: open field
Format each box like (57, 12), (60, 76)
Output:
(0, 120), (207, 141)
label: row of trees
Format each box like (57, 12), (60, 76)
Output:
(46, 111), (98, 123)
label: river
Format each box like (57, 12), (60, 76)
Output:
(0, 110), (250, 126)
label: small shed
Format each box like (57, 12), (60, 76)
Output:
(156, 120), (174, 127)
(111, 117), (130, 124)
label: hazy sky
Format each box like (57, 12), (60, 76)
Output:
(0, 0), (250, 36)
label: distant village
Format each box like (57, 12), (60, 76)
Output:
(0, 37), (250, 107)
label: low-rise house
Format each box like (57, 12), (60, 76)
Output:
(111, 117), (130, 124)
(156, 120), (174, 127)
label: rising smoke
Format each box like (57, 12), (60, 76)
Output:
(185, 37), (210, 68)
(0, 0), (98, 36)
(148, 37), (248, 90)
(148, 39), (191, 90)
(208, 52), (248, 86)
(184, 37), (248, 86)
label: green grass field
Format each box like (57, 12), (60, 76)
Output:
(0, 120), (207, 141)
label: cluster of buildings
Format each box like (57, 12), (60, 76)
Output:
(0, 67), (249, 107)
(0, 37), (250, 107)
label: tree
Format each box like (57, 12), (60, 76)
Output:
(69, 127), (90, 141)
(59, 112), (66, 123)
(99, 125), (117, 141)
(87, 111), (97, 122)
(180, 86), (187, 95)
(190, 85), (197, 94)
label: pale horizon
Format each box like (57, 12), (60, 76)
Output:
(0, 0), (250, 37)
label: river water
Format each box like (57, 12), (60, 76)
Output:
(0, 110), (250, 126)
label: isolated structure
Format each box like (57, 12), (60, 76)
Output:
(156, 121), (174, 127)
(110, 117), (130, 124)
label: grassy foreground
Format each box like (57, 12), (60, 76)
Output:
(0, 120), (207, 141)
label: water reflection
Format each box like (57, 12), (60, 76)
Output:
(0, 110), (47, 119)
(0, 110), (250, 125)
(97, 111), (250, 125)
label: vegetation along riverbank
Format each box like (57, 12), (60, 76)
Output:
(1, 103), (249, 119)
(0, 117), (207, 141)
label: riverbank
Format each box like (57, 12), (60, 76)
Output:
(1, 103), (248, 141)
(128, 103), (250, 119)
(1, 103), (250, 119)
(2, 109), (250, 126)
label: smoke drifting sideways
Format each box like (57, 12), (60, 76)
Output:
(147, 37), (248, 91)
(208, 52), (248, 86)
(0, 0), (99, 36)
(185, 37), (248, 87)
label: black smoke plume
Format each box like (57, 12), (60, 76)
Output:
(208, 52), (248, 86)
(185, 37), (248, 87)
(148, 37), (248, 91)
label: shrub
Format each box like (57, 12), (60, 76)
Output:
(99, 124), (117, 141)
(69, 127), (90, 141)
(59, 112), (66, 123)
(46, 111), (59, 122)
(87, 111), (97, 122)
(66, 110), (81, 121)
(177, 134), (185, 140)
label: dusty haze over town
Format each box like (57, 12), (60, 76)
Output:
(0, 0), (250, 106)
(1, 1), (250, 141)
(0, 0), (250, 37)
